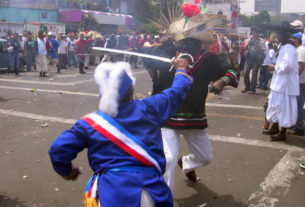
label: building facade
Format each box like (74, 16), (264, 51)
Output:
(255, 0), (280, 14)
(240, 0), (305, 15)
(0, 0), (64, 34)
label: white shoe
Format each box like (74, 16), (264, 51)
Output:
(300, 163), (305, 169)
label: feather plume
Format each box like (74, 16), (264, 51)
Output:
(94, 62), (135, 117)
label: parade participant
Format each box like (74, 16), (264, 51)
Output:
(49, 58), (193, 207)
(75, 33), (87, 74)
(265, 21), (299, 141)
(144, 10), (239, 190)
(33, 30), (50, 77)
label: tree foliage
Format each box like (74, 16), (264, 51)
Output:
(79, 15), (100, 31)
(239, 10), (272, 36)
(240, 10), (271, 27)
(132, 0), (182, 33)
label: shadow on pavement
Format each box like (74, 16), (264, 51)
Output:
(175, 181), (246, 207)
(0, 96), (9, 102)
(285, 134), (305, 149)
(0, 195), (27, 207)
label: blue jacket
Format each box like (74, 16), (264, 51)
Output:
(49, 38), (59, 58)
(49, 69), (193, 207)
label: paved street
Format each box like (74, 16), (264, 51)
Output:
(0, 65), (305, 207)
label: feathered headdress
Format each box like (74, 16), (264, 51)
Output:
(151, 2), (227, 42)
(94, 62), (136, 117)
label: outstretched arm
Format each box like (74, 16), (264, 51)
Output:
(143, 57), (193, 125)
(49, 120), (88, 180)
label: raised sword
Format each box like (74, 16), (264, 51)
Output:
(92, 47), (194, 71)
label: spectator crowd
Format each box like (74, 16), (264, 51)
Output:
(0, 30), (161, 76)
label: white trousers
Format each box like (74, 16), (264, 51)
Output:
(95, 54), (101, 65)
(84, 54), (90, 67)
(35, 54), (48, 72)
(266, 90), (298, 127)
(140, 189), (154, 207)
(162, 127), (212, 191)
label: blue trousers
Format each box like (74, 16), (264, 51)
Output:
(26, 53), (34, 72)
(295, 84), (305, 131)
(99, 171), (173, 207)
(9, 53), (20, 74)
(68, 51), (77, 67)
(259, 65), (271, 88)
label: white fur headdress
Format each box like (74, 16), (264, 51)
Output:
(94, 62), (136, 117)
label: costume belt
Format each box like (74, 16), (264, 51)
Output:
(107, 166), (159, 175)
(84, 166), (159, 207)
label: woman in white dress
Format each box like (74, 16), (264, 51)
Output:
(266, 21), (299, 141)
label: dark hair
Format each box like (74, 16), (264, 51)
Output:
(121, 86), (134, 104)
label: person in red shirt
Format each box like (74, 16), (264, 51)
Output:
(75, 33), (87, 74)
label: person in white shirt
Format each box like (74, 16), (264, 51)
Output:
(266, 22), (300, 141)
(58, 34), (68, 69)
(67, 32), (78, 67)
(290, 32), (305, 136)
(33, 30), (49, 77)
(259, 40), (277, 90)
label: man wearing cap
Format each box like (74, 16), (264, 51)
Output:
(49, 58), (193, 207)
(290, 32), (305, 136)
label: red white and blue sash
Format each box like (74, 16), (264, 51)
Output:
(82, 112), (162, 173)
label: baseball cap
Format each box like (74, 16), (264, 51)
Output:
(292, 32), (303, 40)
(290, 20), (304, 30)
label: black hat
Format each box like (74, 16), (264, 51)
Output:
(267, 21), (299, 33)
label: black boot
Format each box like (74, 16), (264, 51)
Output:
(178, 157), (198, 183)
(57, 65), (61, 73)
(270, 127), (287, 141)
(265, 123), (279, 135)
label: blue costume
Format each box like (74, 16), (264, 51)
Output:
(49, 38), (60, 59)
(49, 62), (193, 207)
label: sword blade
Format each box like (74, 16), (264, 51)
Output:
(92, 47), (172, 63)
